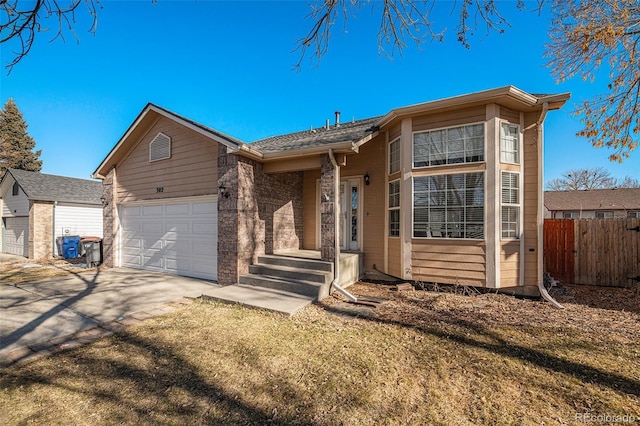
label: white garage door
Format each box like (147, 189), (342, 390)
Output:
(120, 199), (217, 280)
(3, 217), (29, 257)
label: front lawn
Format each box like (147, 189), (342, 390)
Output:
(1, 282), (638, 425)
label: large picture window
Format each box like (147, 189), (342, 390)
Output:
(501, 172), (520, 239)
(413, 124), (484, 167)
(389, 138), (400, 175)
(500, 123), (520, 164)
(388, 180), (400, 237)
(413, 172), (484, 239)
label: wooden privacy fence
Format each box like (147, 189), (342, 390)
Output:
(544, 218), (640, 287)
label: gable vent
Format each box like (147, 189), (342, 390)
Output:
(149, 132), (171, 162)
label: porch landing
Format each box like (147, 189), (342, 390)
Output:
(203, 250), (361, 315)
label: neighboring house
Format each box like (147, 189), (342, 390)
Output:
(0, 169), (103, 259)
(544, 189), (640, 219)
(92, 86), (569, 297)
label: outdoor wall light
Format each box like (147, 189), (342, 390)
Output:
(364, 172), (370, 186)
(100, 196), (108, 207)
(219, 185), (229, 198)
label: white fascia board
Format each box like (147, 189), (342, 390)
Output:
(375, 86), (543, 129)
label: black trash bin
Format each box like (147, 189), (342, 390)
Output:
(81, 237), (103, 267)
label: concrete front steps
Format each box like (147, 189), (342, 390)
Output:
(240, 254), (334, 301)
(204, 252), (361, 315)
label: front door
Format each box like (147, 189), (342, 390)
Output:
(340, 178), (361, 251)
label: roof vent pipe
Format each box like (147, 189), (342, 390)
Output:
(325, 119), (330, 130)
(335, 111), (341, 127)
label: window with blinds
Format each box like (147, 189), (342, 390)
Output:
(501, 171), (520, 239)
(413, 172), (485, 239)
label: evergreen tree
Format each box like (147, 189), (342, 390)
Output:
(0, 98), (42, 178)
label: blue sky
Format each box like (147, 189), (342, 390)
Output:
(1, 0), (638, 182)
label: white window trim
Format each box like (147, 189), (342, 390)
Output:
(500, 171), (522, 240)
(149, 132), (172, 163)
(411, 121), (486, 169)
(411, 171), (486, 240)
(499, 122), (521, 165)
(388, 137), (401, 175)
(388, 179), (401, 238)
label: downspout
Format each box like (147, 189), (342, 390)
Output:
(328, 148), (358, 302)
(537, 102), (563, 309)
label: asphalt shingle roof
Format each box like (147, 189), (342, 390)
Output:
(250, 116), (381, 153)
(6, 168), (103, 205)
(544, 188), (640, 211)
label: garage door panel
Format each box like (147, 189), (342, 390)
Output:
(193, 241), (216, 257)
(120, 200), (217, 280)
(166, 203), (189, 215)
(193, 202), (217, 215)
(193, 221), (217, 235)
(3, 217), (29, 257)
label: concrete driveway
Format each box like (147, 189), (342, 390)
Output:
(0, 268), (219, 362)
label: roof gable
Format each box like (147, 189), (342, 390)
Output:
(93, 103), (244, 178)
(2, 169), (103, 205)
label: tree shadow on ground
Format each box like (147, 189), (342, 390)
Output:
(0, 267), (101, 352)
(0, 328), (299, 425)
(321, 297), (640, 398)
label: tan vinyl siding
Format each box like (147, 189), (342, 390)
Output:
(117, 117), (218, 203)
(500, 241), (520, 287)
(499, 106), (520, 123)
(522, 111), (540, 285)
(302, 169), (321, 249)
(389, 124), (401, 142)
(342, 134), (386, 272)
(387, 237), (402, 278)
(412, 106), (486, 133)
(412, 239), (487, 286)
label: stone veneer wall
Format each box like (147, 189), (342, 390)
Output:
(320, 154), (336, 262)
(29, 201), (54, 259)
(101, 168), (116, 268)
(217, 145), (304, 286)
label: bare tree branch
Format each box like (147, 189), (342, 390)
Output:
(294, 0), (533, 69)
(1, 0), (101, 73)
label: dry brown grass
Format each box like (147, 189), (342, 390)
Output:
(1, 282), (638, 425)
(0, 258), (92, 285)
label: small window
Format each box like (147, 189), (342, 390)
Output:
(501, 172), (520, 239)
(12, 182), (19, 196)
(500, 123), (520, 164)
(388, 180), (400, 237)
(563, 212), (579, 219)
(595, 211), (614, 219)
(628, 211), (639, 218)
(149, 132), (171, 162)
(389, 138), (400, 175)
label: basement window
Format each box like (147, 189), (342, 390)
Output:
(149, 132), (171, 162)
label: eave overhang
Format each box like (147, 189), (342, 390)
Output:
(376, 86), (570, 129)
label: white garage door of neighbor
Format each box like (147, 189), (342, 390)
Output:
(3, 216), (29, 257)
(120, 200), (218, 280)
